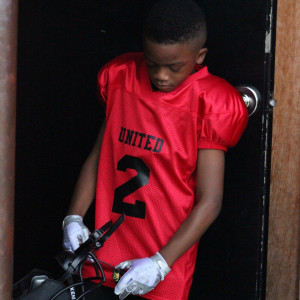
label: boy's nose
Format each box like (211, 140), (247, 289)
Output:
(154, 67), (169, 81)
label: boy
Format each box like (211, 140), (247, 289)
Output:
(62, 0), (248, 299)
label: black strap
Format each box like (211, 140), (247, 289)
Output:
(59, 213), (125, 283)
(97, 213), (125, 249)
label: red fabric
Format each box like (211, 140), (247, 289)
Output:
(83, 53), (248, 300)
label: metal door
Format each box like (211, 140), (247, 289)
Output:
(189, 1), (276, 299)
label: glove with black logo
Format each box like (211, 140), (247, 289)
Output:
(114, 252), (171, 299)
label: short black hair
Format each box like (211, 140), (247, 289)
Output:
(143, 0), (207, 47)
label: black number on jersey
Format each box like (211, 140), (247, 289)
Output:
(112, 155), (150, 219)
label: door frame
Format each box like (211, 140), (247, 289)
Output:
(266, 0), (300, 299)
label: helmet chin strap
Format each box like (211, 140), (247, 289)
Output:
(52, 214), (125, 300)
(57, 213), (125, 283)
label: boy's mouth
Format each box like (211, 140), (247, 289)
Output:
(155, 83), (175, 92)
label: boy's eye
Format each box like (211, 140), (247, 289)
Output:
(146, 60), (184, 72)
(146, 60), (155, 67)
(169, 64), (184, 72)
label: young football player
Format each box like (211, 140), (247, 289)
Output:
(62, 0), (248, 299)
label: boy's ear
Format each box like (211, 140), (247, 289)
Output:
(195, 48), (208, 64)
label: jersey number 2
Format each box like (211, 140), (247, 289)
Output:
(112, 155), (149, 219)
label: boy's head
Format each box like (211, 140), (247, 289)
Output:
(143, 0), (207, 50)
(143, 0), (208, 92)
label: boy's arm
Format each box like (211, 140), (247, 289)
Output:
(67, 120), (106, 216)
(160, 149), (225, 266)
(114, 149), (225, 298)
(62, 121), (106, 252)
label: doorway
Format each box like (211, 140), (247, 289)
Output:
(14, 1), (276, 299)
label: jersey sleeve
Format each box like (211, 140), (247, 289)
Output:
(96, 54), (127, 105)
(97, 63), (109, 105)
(96, 53), (142, 106)
(197, 83), (248, 151)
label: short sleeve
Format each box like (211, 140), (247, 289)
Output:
(197, 84), (248, 151)
(96, 53), (142, 106)
(97, 64), (109, 105)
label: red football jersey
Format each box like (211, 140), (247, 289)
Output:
(84, 53), (248, 300)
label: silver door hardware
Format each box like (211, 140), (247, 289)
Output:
(236, 85), (262, 116)
(269, 99), (277, 107)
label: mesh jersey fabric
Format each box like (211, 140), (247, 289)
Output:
(83, 52), (248, 300)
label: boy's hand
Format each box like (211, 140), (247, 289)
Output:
(114, 252), (171, 299)
(62, 215), (90, 251)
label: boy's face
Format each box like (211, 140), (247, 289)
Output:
(143, 38), (207, 93)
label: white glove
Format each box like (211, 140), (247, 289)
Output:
(62, 215), (90, 252)
(114, 252), (171, 299)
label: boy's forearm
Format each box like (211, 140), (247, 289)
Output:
(159, 195), (222, 267)
(67, 157), (99, 216)
(160, 149), (225, 267)
(67, 121), (106, 217)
